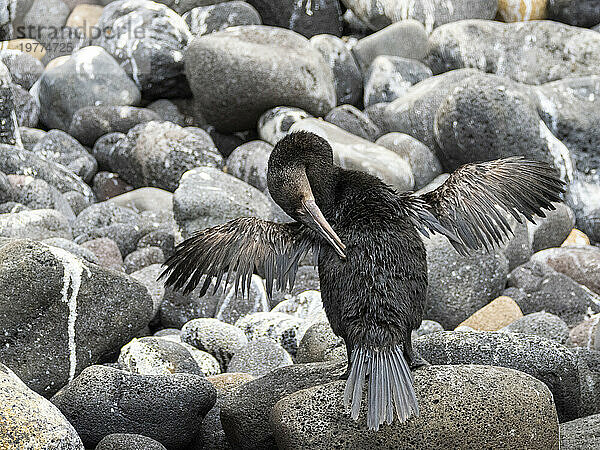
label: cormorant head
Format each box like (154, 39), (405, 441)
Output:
(268, 131), (346, 259)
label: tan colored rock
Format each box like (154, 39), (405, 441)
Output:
(568, 315), (600, 348)
(45, 55), (71, 71)
(457, 296), (523, 331)
(208, 372), (254, 395)
(66, 4), (104, 37)
(0, 39), (46, 60)
(562, 229), (590, 247)
(498, 0), (548, 22)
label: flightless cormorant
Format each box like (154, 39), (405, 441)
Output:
(160, 131), (565, 430)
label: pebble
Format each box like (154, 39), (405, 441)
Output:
(246, 0), (342, 37)
(502, 311), (570, 344)
(325, 104), (381, 141)
(258, 106), (313, 146)
(123, 246), (164, 274)
(0, 363), (84, 450)
(92, 0), (192, 98)
(560, 413), (600, 450)
(375, 132), (442, 189)
(235, 311), (307, 357)
(290, 118), (414, 191)
(296, 321), (345, 364)
(183, 1), (262, 36)
(414, 330), (580, 421)
(80, 237), (123, 271)
(457, 296), (523, 331)
(343, 0), (498, 31)
(531, 245), (600, 295)
(107, 121), (224, 192)
(227, 338), (293, 377)
(0, 239), (153, 396)
(220, 360), (345, 449)
(12, 176), (75, 220)
(507, 260), (600, 326)
(130, 264), (165, 317)
(11, 83), (39, 127)
(529, 202), (576, 252)
(0, 49), (44, 90)
(32, 129), (98, 183)
(68, 105), (161, 147)
(548, 0), (600, 27)
(51, 365), (216, 448)
(424, 233), (510, 330)
(159, 287), (221, 329)
(65, 4), (105, 38)
(309, 34), (363, 106)
(95, 434), (167, 450)
(117, 336), (204, 376)
(425, 20), (600, 85)
(173, 166), (275, 238)
(363, 55), (432, 107)
(184, 25), (336, 132)
(568, 315), (599, 349)
(37, 46), (140, 131)
(272, 365), (558, 449)
(498, 0), (548, 22)
(181, 317), (249, 371)
(226, 140), (273, 192)
(92, 172), (133, 202)
(563, 229), (591, 246)
(351, 20), (428, 70)
(0, 208), (72, 240)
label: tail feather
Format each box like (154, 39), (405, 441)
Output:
(343, 346), (419, 431)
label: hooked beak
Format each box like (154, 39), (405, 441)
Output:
(299, 198), (346, 259)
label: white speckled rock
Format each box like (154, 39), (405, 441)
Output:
(235, 311), (307, 357)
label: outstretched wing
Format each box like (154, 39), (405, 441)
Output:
(412, 157), (565, 255)
(159, 217), (319, 297)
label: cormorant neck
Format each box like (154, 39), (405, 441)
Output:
(305, 164), (339, 216)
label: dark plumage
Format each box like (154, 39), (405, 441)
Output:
(160, 131), (565, 430)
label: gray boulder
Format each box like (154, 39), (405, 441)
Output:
(0, 363), (84, 450)
(0, 208), (72, 240)
(51, 365), (216, 448)
(0, 240), (153, 396)
(95, 434), (167, 450)
(227, 338), (293, 377)
(325, 104), (381, 141)
(548, 0), (600, 27)
(108, 121), (223, 192)
(560, 413), (600, 450)
(183, 1), (262, 36)
(184, 25), (336, 132)
(414, 331), (580, 421)
(37, 46), (140, 131)
(501, 312), (569, 344)
(271, 365), (558, 449)
(226, 140), (272, 192)
(0, 49), (44, 90)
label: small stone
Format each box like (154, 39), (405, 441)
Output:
(375, 132), (442, 189)
(19, 126), (46, 151)
(560, 413), (600, 450)
(562, 229), (590, 247)
(173, 166), (275, 238)
(0, 208), (72, 240)
(220, 360), (345, 449)
(325, 104), (381, 141)
(0, 49), (45, 90)
(1, 39), (46, 60)
(227, 338), (293, 377)
(95, 434), (167, 450)
(123, 246), (164, 274)
(68, 105), (161, 147)
(181, 318), (249, 370)
(290, 118), (414, 191)
(498, 0), (548, 22)
(32, 129), (97, 183)
(364, 56), (432, 107)
(457, 296), (523, 331)
(118, 336), (204, 376)
(107, 187), (173, 215)
(529, 202), (575, 252)
(37, 46), (140, 131)
(412, 319), (445, 338)
(507, 260), (600, 327)
(65, 4), (104, 37)
(183, 1), (262, 36)
(92, 172), (133, 202)
(62, 191), (90, 216)
(258, 106), (312, 146)
(296, 321), (344, 364)
(502, 311), (569, 344)
(0, 363), (84, 449)
(548, 0), (600, 27)
(235, 311), (306, 357)
(80, 237), (123, 271)
(351, 20), (428, 70)
(42, 237), (99, 265)
(92, 0), (192, 98)
(568, 315), (599, 349)
(310, 34), (362, 106)
(226, 140), (272, 192)
(51, 365), (216, 448)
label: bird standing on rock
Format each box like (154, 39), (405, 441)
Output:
(160, 131), (565, 430)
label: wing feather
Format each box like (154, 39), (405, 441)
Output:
(159, 217), (318, 297)
(411, 157), (565, 255)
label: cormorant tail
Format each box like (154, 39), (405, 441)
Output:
(343, 346), (419, 431)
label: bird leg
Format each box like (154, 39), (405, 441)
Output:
(338, 339), (353, 380)
(404, 338), (429, 371)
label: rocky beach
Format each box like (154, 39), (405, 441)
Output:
(1, 0), (600, 448)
